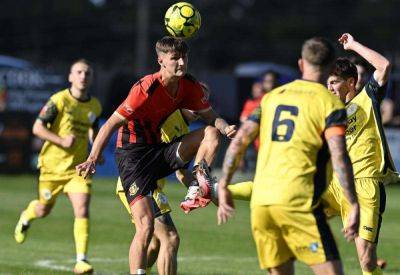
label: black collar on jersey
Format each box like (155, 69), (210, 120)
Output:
(68, 88), (91, 102)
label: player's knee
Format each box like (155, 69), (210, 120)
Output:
(167, 231), (180, 250)
(136, 218), (154, 243)
(36, 203), (53, 217)
(204, 126), (220, 146)
(74, 204), (89, 218)
(148, 236), (160, 252)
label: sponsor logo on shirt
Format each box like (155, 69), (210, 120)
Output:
(347, 103), (358, 116)
(363, 225), (374, 232)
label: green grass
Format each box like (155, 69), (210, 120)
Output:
(1, 175), (400, 274)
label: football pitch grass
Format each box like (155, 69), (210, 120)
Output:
(1, 175), (400, 274)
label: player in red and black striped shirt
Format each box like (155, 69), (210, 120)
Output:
(76, 36), (236, 274)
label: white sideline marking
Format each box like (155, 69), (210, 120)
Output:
(35, 260), (70, 271)
(35, 256), (256, 271)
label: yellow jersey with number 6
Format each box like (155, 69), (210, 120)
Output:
(250, 80), (346, 212)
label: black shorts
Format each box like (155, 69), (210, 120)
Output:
(116, 139), (189, 205)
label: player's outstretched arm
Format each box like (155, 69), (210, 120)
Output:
(76, 113), (126, 178)
(33, 119), (75, 148)
(88, 120), (105, 164)
(197, 108), (237, 138)
(326, 130), (359, 241)
(217, 120), (259, 225)
(339, 33), (391, 86)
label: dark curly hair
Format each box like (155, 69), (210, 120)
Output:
(330, 58), (358, 83)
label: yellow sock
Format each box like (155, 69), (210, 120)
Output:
(74, 218), (89, 259)
(23, 200), (39, 223)
(363, 266), (382, 275)
(228, 181), (253, 201)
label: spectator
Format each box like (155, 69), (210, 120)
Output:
(239, 71), (279, 171)
(381, 79), (400, 126)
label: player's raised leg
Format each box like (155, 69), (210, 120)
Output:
(14, 200), (54, 243)
(14, 181), (62, 244)
(227, 181), (253, 201)
(178, 126), (221, 212)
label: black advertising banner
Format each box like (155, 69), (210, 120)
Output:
(0, 55), (63, 174)
(0, 112), (35, 173)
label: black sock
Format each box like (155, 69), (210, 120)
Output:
(192, 164), (199, 176)
(189, 179), (199, 187)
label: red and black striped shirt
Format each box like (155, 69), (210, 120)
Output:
(115, 72), (210, 148)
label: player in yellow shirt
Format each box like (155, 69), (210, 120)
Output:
(218, 37), (360, 275)
(324, 33), (397, 275)
(14, 59), (102, 274)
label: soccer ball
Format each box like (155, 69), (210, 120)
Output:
(164, 2), (201, 38)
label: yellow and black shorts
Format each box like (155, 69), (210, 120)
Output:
(251, 204), (339, 269)
(323, 177), (386, 243)
(38, 174), (91, 205)
(116, 177), (171, 222)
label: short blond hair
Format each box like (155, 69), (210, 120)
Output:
(70, 58), (91, 71)
(301, 37), (335, 67)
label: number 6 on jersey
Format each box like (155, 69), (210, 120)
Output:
(271, 105), (298, 142)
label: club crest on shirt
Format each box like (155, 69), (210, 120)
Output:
(346, 103), (358, 117)
(88, 112), (96, 123)
(129, 183), (139, 196)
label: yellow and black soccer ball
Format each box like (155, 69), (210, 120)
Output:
(164, 2), (201, 38)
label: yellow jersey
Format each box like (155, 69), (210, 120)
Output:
(160, 109), (190, 144)
(37, 89), (102, 181)
(159, 109), (190, 188)
(250, 80), (346, 211)
(342, 77), (398, 181)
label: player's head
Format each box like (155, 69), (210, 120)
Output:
(261, 71), (279, 93)
(298, 37), (336, 79)
(156, 36), (189, 77)
(327, 58), (358, 102)
(251, 81), (263, 99)
(69, 59), (93, 92)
